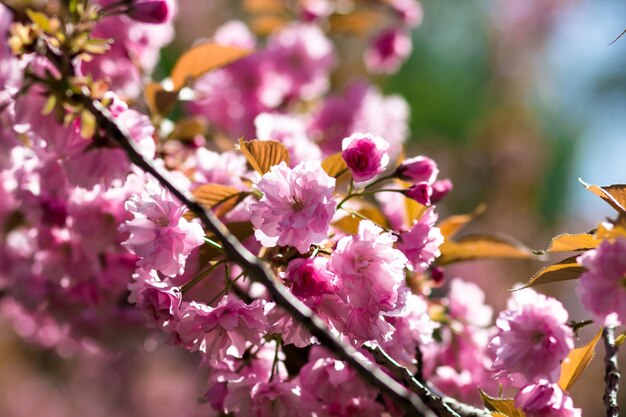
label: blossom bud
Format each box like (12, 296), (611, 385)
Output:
(430, 179), (453, 203)
(341, 132), (390, 183)
(126, 0), (174, 24)
(406, 182), (432, 206)
(395, 155), (439, 183)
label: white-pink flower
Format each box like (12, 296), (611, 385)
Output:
(120, 180), (204, 277)
(331, 220), (408, 313)
(489, 291), (574, 385)
(250, 161), (337, 254)
(397, 207), (444, 272)
(515, 381), (581, 417)
(365, 28), (412, 74)
(576, 237), (626, 326)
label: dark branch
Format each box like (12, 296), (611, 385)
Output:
(603, 326), (620, 417)
(363, 342), (490, 417)
(79, 97), (429, 416)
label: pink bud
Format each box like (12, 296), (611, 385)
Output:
(406, 182), (432, 206)
(127, 0), (174, 24)
(341, 133), (390, 183)
(430, 266), (445, 286)
(430, 179), (453, 203)
(396, 155), (439, 183)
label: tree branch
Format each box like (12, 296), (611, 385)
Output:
(603, 326), (620, 417)
(79, 97), (429, 416)
(363, 342), (490, 417)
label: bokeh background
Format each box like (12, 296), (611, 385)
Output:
(1, 0), (625, 415)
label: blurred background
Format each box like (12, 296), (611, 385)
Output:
(1, 0), (625, 415)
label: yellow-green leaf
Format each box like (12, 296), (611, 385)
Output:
(558, 329), (602, 391)
(321, 152), (349, 179)
(26, 9), (51, 32)
(580, 179), (626, 214)
(479, 390), (525, 417)
(238, 138), (290, 175)
(521, 256), (584, 289)
(170, 42), (252, 90)
(437, 234), (536, 266)
(438, 204), (487, 239)
(333, 203), (388, 235)
(546, 233), (599, 252)
(79, 109), (96, 139)
(188, 184), (247, 219)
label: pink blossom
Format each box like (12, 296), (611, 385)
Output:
(255, 112), (322, 166)
(120, 180), (204, 277)
(193, 148), (248, 189)
(576, 237), (626, 326)
(136, 282), (181, 326)
(397, 207), (443, 272)
(396, 155), (439, 183)
(365, 28), (412, 74)
(300, 0), (334, 22)
(490, 291), (573, 385)
(447, 278), (493, 327)
(268, 23), (335, 101)
(127, 0), (176, 24)
(214, 20), (255, 49)
(284, 257), (336, 299)
(515, 381), (581, 417)
(389, 0), (424, 27)
(341, 133), (390, 183)
(331, 220), (408, 313)
(250, 161), (337, 254)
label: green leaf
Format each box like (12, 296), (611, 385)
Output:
(437, 234), (536, 265)
(521, 256), (584, 289)
(558, 329), (602, 391)
(479, 390), (525, 417)
(237, 138), (290, 175)
(170, 42), (252, 90)
(579, 179), (626, 214)
(545, 233), (599, 253)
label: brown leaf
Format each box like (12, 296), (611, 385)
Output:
(405, 197), (427, 227)
(558, 329), (602, 391)
(238, 138), (290, 174)
(329, 10), (386, 35)
(188, 184), (247, 219)
(250, 15), (288, 36)
(144, 82), (178, 117)
(170, 42), (252, 91)
(321, 152), (349, 179)
(167, 117), (207, 141)
(546, 233), (599, 252)
(438, 204), (487, 239)
(479, 390), (526, 417)
(521, 256), (584, 289)
(579, 179), (626, 214)
(437, 234), (536, 266)
(242, 0), (284, 13)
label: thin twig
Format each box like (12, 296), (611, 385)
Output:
(79, 97), (429, 416)
(603, 326), (620, 417)
(363, 342), (488, 417)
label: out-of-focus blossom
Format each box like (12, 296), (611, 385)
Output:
(120, 180), (204, 277)
(490, 290), (573, 385)
(341, 133), (389, 183)
(576, 237), (626, 326)
(515, 381), (581, 417)
(250, 161), (336, 254)
(431, 179), (453, 204)
(397, 207), (443, 272)
(214, 20), (256, 49)
(365, 28), (412, 74)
